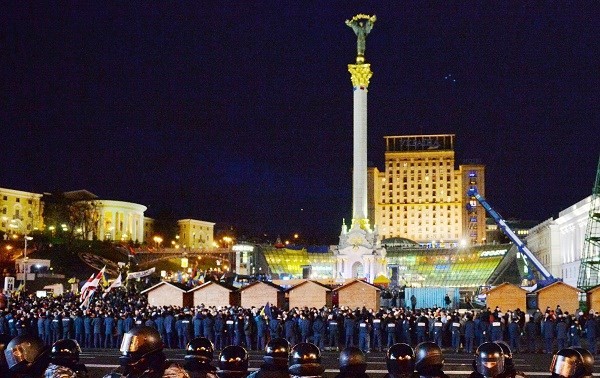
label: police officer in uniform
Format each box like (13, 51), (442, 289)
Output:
(327, 315), (339, 351)
(450, 317), (461, 353)
(247, 338), (290, 378)
(556, 317), (569, 351)
(568, 320), (581, 348)
(490, 317), (504, 342)
(45, 339), (88, 378)
(401, 315), (411, 345)
(358, 318), (371, 353)
(524, 317), (538, 353)
(344, 314), (355, 348)
(106, 325), (189, 378)
(416, 314), (428, 344)
(464, 315), (475, 354)
(385, 315), (397, 348)
(469, 342), (504, 378)
(372, 315), (383, 352)
(432, 318), (443, 348)
(183, 337), (217, 378)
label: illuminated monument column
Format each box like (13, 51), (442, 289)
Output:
(335, 14), (386, 283)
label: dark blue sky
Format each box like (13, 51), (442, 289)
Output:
(1, 3), (598, 243)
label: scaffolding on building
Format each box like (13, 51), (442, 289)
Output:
(577, 155), (600, 290)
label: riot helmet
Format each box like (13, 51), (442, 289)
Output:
(494, 341), (514, 372)
(387, 343), (416, 376)
(50, 339), (82, 367)
(475, 342), (505, 378)
(550, 348), (583, 378)
(264, 338), (290, 366)
(184, 337), (214, 364)
(339, 346), (367, 374)
(0, 333), (13, 374)
(119, 326), (165, 375)
(415, 342), (444, 377)
(289, 342), (324, 377)
(218, 345), (248, 377)
(4, 334), (50, 376)
(572, 348), (594, 378)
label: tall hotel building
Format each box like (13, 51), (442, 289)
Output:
(368, 134), (486, 246)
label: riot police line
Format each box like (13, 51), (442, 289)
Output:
(0, 329), (596, 378)
(0, 287), (595, 355)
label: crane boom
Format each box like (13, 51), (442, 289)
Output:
(467, 188), (555, 282)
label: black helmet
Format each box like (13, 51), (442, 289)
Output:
(119, 326), (164, 373)
(387, 343), (415, 376)
(185, 337), (214, 364)
(475, 342), (505, 378)
(289, 342), (324, 377)
(339, 346), (367, 374)
(289, 342), (321, 366)
(4, 334), (50, 374)
(218, 345), (248, 376)
(51, 339), (81, 366)
(494, 341), (513, 371)
(415, 342), (444, 376)
(264, 338), (290, 366)
(572, 348), (594, 377)
(550, 348), (582, 378)
(0, 333), (13, 371)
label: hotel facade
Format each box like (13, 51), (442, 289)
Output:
(368, 134), (487, 247)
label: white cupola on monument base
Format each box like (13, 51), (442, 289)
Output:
(336, 219), (386, 283)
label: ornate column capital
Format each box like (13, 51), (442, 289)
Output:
(348, 64), (373, 88)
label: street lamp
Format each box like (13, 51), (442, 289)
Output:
(153, 236), (163, 250)
(21, 235), (33, 293)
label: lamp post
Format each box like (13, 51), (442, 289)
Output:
(222, 236), (233, 273)
(23, 235), (33, 292)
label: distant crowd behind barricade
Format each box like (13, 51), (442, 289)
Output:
(1, 287), (600, 356)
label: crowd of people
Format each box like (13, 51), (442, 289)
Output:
(0, 288), (597, 356)
(0, 288), (598, 377)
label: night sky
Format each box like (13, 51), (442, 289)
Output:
(1, 3), (598, 243)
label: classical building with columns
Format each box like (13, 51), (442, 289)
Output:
(526, 196), (591, 288)
(97, 200), (147, 242)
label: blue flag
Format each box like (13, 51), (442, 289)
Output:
(264, 302), (272, 319)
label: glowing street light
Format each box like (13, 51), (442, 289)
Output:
(153, 236), (163, 249)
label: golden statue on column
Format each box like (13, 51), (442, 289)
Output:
(345, 14), (376, 64)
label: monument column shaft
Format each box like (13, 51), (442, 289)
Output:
(353, 87), (368, 220)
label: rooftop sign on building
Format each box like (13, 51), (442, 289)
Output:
(385, 134), (455, 152)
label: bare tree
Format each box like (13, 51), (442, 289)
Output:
(68, 200), (100, 240)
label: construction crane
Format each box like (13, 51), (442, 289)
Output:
(577, 155), (600, 290)
(467, 188), (558, 289)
